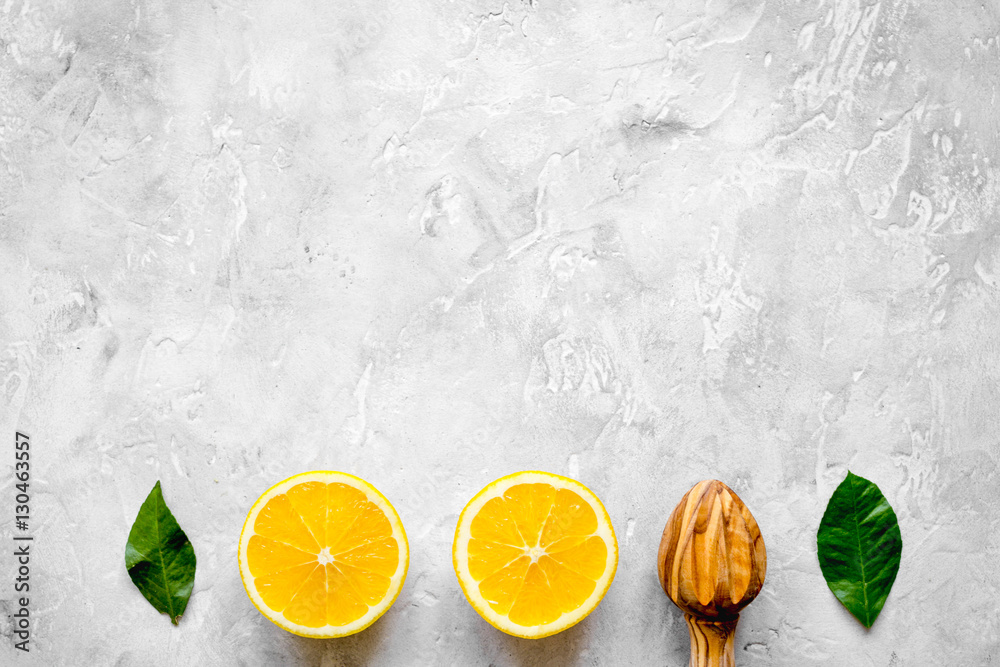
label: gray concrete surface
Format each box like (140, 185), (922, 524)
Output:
(1, 0), (999, 664)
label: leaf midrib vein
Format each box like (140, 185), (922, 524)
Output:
(154, 487), (177, 623)
(849, 474), (870, 626)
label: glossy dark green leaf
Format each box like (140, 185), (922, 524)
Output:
(125, 481), (196, 625)
(817, 471), (902, 628)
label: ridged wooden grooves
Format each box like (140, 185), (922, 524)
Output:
(658, 480), (766, 667)
(684, 615), (737, 667)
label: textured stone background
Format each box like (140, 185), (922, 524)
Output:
(2, 0), (999, 665)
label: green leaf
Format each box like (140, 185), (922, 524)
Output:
(125, 481), (196, 625)
(817, 471), (902, 628)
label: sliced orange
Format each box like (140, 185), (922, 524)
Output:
(238, 471), (408, 637)
(452, 471), (618, 638)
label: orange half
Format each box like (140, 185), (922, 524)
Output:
(452, 471), (618, 638)
(238, 471), (408, 637)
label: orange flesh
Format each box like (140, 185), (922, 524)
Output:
(467, 483), (608, 626)
(246, 482), (398, 628)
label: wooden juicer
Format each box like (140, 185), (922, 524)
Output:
(657, 480), (767, 667)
